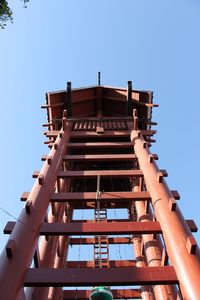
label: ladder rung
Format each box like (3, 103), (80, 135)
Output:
(95, 251), (108, 254)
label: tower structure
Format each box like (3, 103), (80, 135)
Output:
(0, 80), (200, 300)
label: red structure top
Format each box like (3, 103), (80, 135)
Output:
(0, 81), (200, 300)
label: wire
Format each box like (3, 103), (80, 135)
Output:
(0, 206), (37, 233)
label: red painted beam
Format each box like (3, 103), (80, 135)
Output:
(4, 221), (162, 235)
(34, 190), (178, 204)
(40, 221), (161, 235)
(66, 260), (136, 268)
(63, 154), (138, 161)
(57, 170), (143, 178)
(49, 141), (151, 149)
(70, 130), (156, 138)
(50, 191), (150, 202)
(66, 142), (133, 148)
(41, 221), (161, 235)
(62, 289), (141, 299)
(69, 237), (131, 245)
(69, 203), (130, 209)
(45, 130), (156, 138)
(71, 131), (130, 137)
(24, 266), (178, 287)
(62, 153), (158, 161)
(69, 117), (134, 121)
(5, 219), (196, 235)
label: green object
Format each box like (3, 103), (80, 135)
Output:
(90, 286), (113, 300)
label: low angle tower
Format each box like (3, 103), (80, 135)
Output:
(0, 78), (200, 300)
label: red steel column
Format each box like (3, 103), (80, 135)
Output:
(132, 235), (155, 300)
(0, 120), (71, 300)
(131, 129), (200, 299)
(133, 182), (177, 300)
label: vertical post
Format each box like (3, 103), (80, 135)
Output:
(98, 71), (101, 86)
(62, 110), (67, 131)
(132, 235), (155, 300)
(127, 81), (132, 116)
(66, 82), (72, 117)
(130, 129), (200, 299)
(133, 108), (138, 130)
(133, 180), (177, 300)
(96, 87), (102, 117)
(130, 198), (155, 300)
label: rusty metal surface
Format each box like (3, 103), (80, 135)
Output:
(24, 266), (178, 287)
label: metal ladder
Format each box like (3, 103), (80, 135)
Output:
(94, 175), (110, 268)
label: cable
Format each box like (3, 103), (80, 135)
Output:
(0, 206), (37, 233)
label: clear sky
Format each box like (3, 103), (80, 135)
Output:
(0, 0), (200, 259)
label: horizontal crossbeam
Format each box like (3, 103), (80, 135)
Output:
(57, 170), (143, 178)
(66, 260), (136, 268)
(66, 142), (133, 148)
(24, 267), (178, 287)
(72, 130), (156, 136)
(62, 288), (141, 299)
(50, 191), (150, 202)
(5, 219), (196, 235)
(20, 190), (179, 202)
(69, 237), (132, 245)
(63, 154), (138, 161)
(4, 221), (162, 235)
(45, 130), (156, 138)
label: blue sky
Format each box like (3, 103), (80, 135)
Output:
(0, 0), (200, 258)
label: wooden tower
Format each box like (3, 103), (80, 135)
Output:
(0, 79), (200, 300)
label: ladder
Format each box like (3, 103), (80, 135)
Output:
(94, 175), (110, 268)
